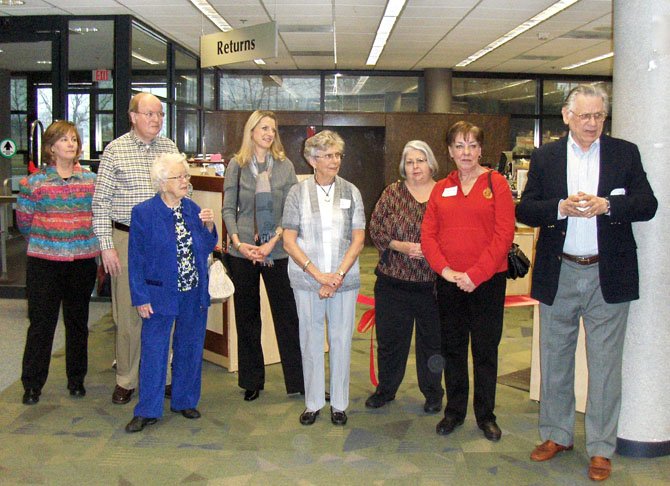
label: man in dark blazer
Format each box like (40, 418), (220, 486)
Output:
(516, 84), (657, 482)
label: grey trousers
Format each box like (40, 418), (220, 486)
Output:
(293, 288), (357, 413)
(539, 259), (629, 458)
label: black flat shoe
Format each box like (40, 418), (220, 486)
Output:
(125, 416), (157, 433)
(171, 408), (201, 419)
(22, 388), (41, 405)
(436, 415), (464, 436)
(365, 391), (394, 409)
(330, 407), (347, 425)
(478, 420), (502, 441)
(69, 383), (86, 398)
(423, 397), (442, 414)
(244, 389), (260, 401)
(299, 409), (319, 425)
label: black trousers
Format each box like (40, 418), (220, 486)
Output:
(374, 274), (444, 401)
(229, 256), (304, 393)
(436, 272), (506, 424)
(22, 257), (98, 391)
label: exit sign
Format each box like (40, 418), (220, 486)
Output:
(93, 69), (111, 82)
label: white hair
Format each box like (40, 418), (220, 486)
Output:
(150, 153), (189, 192)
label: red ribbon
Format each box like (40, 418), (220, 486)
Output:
(356, 294), (378, 387)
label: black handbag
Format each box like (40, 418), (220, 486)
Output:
(487, 170), (531, 280)
(507, 243), (530, 280)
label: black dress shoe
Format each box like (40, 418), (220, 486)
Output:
(299, 409), (319, 425)
(330, 407), (348, 425)
(436, 415), (464, 436)
(423, 397), (442, 414)
(478, 420), (502, 441)
(164, 384), (172, 399)
(69, 383), (86, 398)
(244, 389), (260, 401)
(112, 385), (134, 404)
(22, 388), (41, 405)
(171, 408), (201, 419)
(365, 391), (394, 409)
(125, 416), (157, 433)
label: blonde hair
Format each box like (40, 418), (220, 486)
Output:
(42, 120), (82, 165)
(234, 110), (286, 167)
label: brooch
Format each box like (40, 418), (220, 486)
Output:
(483, 188), (493, 199)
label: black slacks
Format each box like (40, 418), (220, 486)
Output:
(228, 256), (304, 394)
(436, 272), (506, 424)
(22, 256), (98, 391)
(374, 274), (444, 401)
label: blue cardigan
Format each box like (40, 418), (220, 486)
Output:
(129, 194), (218, 315)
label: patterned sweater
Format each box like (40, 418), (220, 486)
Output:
(16, 164), (100, 261)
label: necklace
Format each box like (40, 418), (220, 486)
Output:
(315, 176), (334, 202)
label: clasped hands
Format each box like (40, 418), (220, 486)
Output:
(559, 192), (608, 219)
(316, 271), (344, 300)
(238, 237), (276, 264)
(442, 267), (476, 293)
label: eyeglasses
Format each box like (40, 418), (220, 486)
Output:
(136, 111), (165, 119)
(314, 152), (344, 161)
(405, 158), (428, 167)
(569, 110), (607, 122)
(167, 174), (191, 181)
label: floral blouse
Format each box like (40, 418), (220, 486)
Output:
(172, 203), (198, 292)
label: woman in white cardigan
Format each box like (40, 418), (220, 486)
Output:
(282, 130), (365, 427)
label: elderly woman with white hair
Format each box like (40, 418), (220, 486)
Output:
(282, 130), (365, 426)
(365, 140), (444, 414)
(125, 153), (218, 433)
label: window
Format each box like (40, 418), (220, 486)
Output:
(452, 78), (536, 115)
(219, 74), (320, 111)
(324, 75), (420, 112)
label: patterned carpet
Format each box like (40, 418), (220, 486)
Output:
(1, 249), (668, 484)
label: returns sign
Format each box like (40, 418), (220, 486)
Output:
(200, 22), (277, 68)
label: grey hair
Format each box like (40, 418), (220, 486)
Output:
(399, 140), (439, 179)
(150, 153), (189, 192)
(304, 130), (345, 159)
(564, 84), (610, 114)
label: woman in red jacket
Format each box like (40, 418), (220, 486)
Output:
(421, 121), (515, 442)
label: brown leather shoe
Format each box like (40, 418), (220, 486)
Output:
(112, 385), (134, 404)
(588, 456), (611, 481)
(530, 440), (574, 461)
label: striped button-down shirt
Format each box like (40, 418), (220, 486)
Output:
(92, 130), (178, 250)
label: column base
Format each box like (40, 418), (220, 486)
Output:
(616, 437), (670, 457)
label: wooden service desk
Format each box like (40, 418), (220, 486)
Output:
(188, 172), (280, 371)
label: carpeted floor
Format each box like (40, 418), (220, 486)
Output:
(1, 249), (668, 484)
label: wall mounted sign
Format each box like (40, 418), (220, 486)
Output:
(201, 21), (277, 68)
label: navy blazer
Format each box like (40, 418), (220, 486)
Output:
(129, 194), (218, 315)
(516, 135), (657, 305)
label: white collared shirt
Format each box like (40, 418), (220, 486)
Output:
(561, 133), (600, 256)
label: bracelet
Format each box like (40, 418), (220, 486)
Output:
(337, 270), (345, 277)
(302, 259), (311, 272)
(235, 241), (242, 250)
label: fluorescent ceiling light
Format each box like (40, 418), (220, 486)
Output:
(456, 0), (579, 67)
(0, 0), (26, 5)
(36, 61), (52, 65)
(189, 0), (232, 32)
(254, 59), (266, 65)
(366, 0), (407, 66)
(562, 52), (613, 70)
(69, 27), (99, 34)
(132, 51), (160, 65)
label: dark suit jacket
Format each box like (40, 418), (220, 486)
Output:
(516, 135), (657, 305)
(129, 194), (218, 315)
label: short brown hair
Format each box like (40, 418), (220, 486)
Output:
(41, 120), (82, 165)
(446, 121), (484, 147)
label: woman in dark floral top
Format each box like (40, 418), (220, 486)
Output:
(365, 140), (444, 414)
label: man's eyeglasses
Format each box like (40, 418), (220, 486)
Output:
(167, 174), (191, 181)
(570, 110), (607, 122)
(405, 158), (428, 167)
(314, 152), (344, 161)
(136, 111), (165, 119)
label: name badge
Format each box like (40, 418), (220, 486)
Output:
(442, 186), (458, 197)
(340, 199), (351, 209)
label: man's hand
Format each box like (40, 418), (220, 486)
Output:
(559, 192), (608, 219)
(101, 248), (121, 276)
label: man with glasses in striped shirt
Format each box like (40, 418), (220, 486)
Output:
(93, 92), (179, 405)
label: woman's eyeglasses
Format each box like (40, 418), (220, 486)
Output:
(167, 174), (191, 181)
(314, 153), (344, 161)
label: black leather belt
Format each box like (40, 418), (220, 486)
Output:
(562, 253), (599, 265)
(113, 221), (130, 232)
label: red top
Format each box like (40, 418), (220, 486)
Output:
(421, 169), (515, 287)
